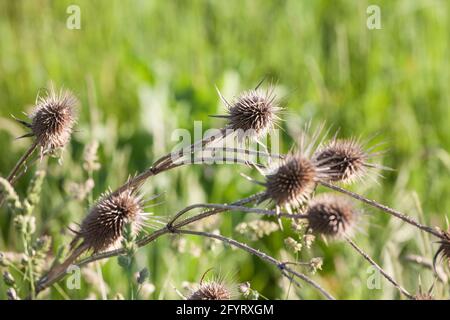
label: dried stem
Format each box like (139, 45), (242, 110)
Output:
(203, 146), (284, 159)
(0, 140), (39, 207)
(167, 202), (308, 227)
(175, 229), (335, 300)
(321, 181), (445, 240)
(345, 236), (414, 299)
(115, 129), (229, 195)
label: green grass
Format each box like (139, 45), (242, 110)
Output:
(0, 0), (449, 299)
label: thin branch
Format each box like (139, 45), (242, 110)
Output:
(345, 236), (414, 300)
(114, 129), (229, 195)
(167, 203), (308, 227)
(175, 229), (335, 300)
(0, 141), (39, 207)
(321, 181), (445, 240)
(203, 147), (284, 159)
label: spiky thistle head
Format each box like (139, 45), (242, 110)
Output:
(264, 155), (319, 208)
(188, 280), (231, 300)
(433, 230), (450, 269)
(259, 124), (334, 209)
(72, 188), (145, 253)
(414, 293), (434, 300)
(414, 279), (435, 300)
(313, 137), (382, 184)
(28, 86), (78, 153)
(219, 85), (280, 141)
(187, 269), (233, 300)
(306, 193), (357, 238)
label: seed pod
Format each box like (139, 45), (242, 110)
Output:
(433, 230), (450, 269)
(72, 188), (145, 253)
(188, 281), (231, 300)
(28, 87), (78, 154)
(214, 85), (281, 142)
(313, 138), (382, 184)
(306, 193), (357, 238)
(264, 155), (331, 208)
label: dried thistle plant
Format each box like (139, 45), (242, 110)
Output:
(0, 86), (78, 207)
(27, 87), (78, 155)
(188, 281), (232, 300)
(313, 137), (385, 184)
(215, 85), (281, 142)
(434, 230), (450, 269)
(71, 188), (147, 253)
(263, 155), (323, 209)
(22, 82), (449, 301)
(187, 270), (232, 300)
(305, 193), (357, 238)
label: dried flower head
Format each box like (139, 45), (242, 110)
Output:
(71, 188), (146, 253)
(306, 194), (357, 238)
(215, 85), (281, 141)
(414, 293), (434, 300)
(25, 86), (78, 154)
(188, 280), (231, 300)
(433, 230), (450, 269)
(264, 155), (330, 209)
(313, 137), (383, 184)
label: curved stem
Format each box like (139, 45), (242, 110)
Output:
(113, 130), (229, 195)
(6, 141), (39, 182)
(176, 229), (335, 300)
(321, 181), (445, 240)
(0, 141), (39, 207)
(345, 236), (414, 300)
(167, 202), (307, 227)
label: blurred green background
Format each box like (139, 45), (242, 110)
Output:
(0, 0), (449, 299)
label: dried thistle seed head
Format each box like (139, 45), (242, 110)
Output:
(225, 87), (280, 140)
(433, 230), (450, 269)
(29, 87), (78, 153)
(264, 155), (323, 208)
(313, 138), (376, 184)
(188, 281), (231, 300)
(306, 194), (357, 238)
(73, 189), (145, 253)
(414, 293), (434, 300)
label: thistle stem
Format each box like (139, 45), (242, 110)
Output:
(7, 141), (39, 182)
(175, 229), (335, 300)
(320, 181), (445, 240)
(115, 129), (229, 195)
(0, 141), (39, 207)
(345, 236), (414, 300)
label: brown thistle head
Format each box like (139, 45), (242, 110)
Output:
(187, 269), (233, 300)
(306, 193), (357, 238)
(264, 153), (333, 209)
(29, 86), (78, 153)
(72, 188), (145, 253)
(433, 230), (450, 269)
(188, 281), (231, 300)
(222, 86), (280, 141)
(313, 138), (382, 184)
(414, 293), (434, 300)
(265, 155), (317, 208)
